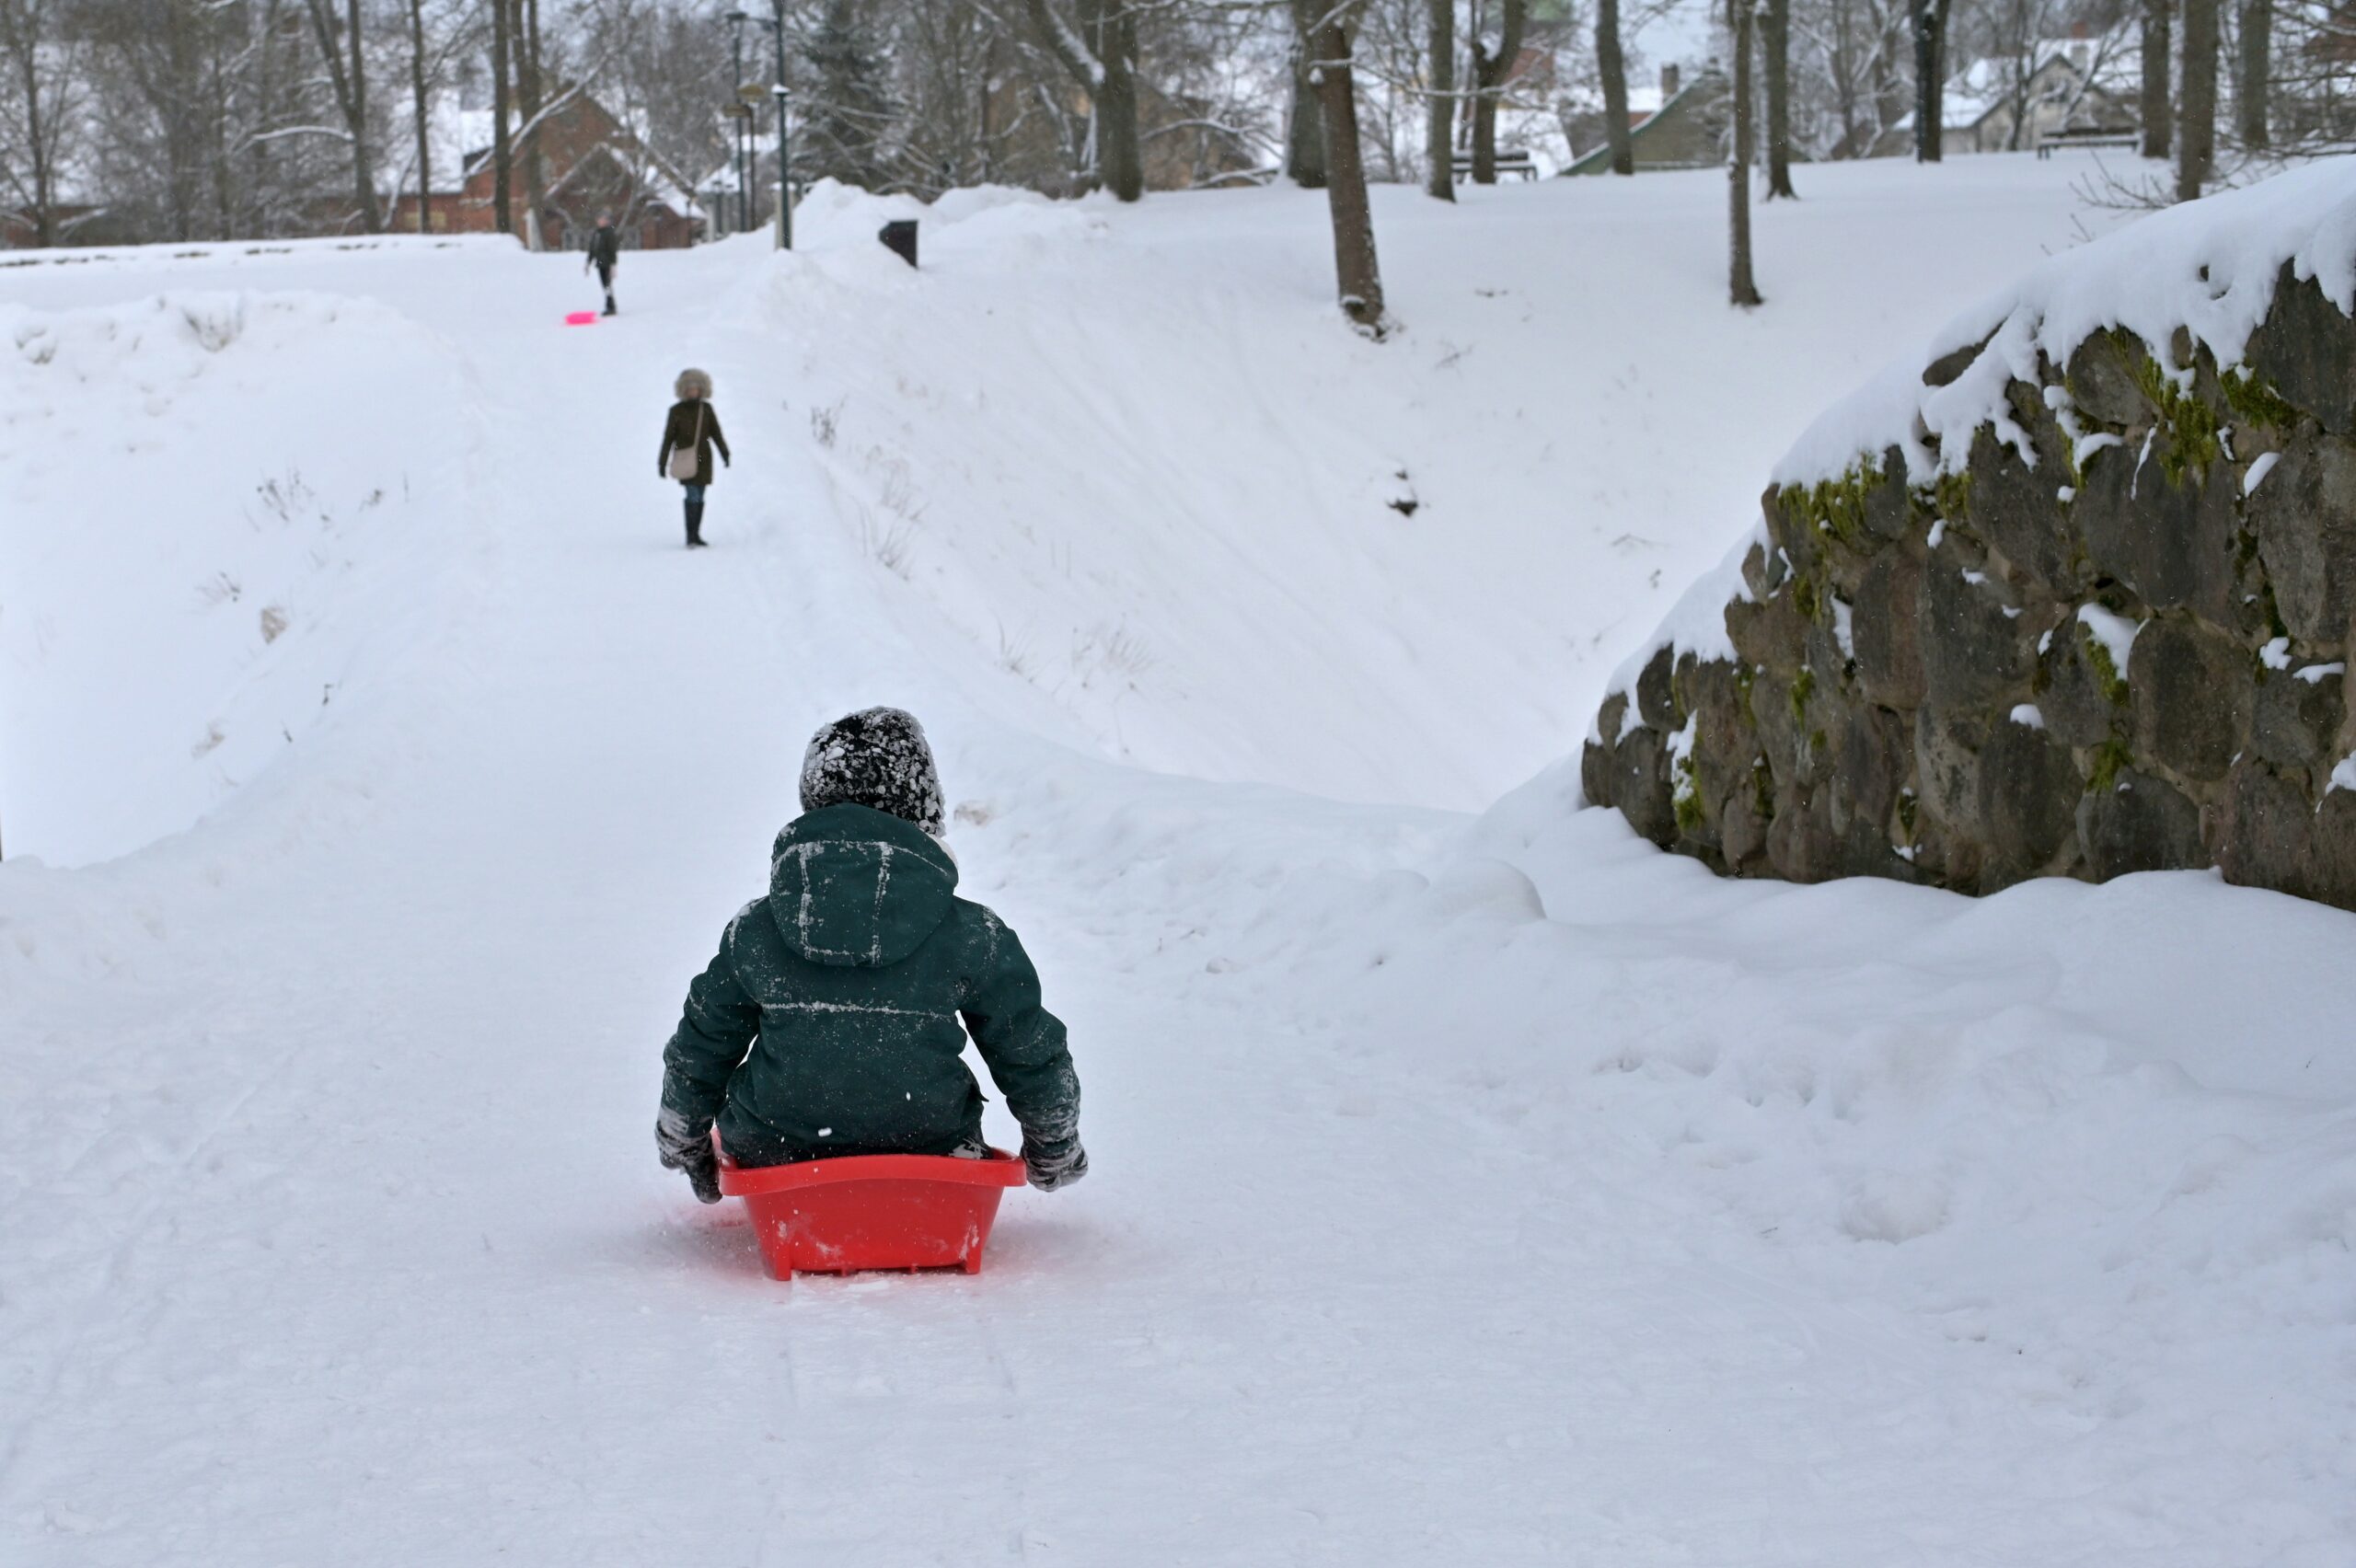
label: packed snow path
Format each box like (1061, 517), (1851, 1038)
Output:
(6, 165), (2355, 1565)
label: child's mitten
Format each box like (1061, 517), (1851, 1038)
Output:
(1022, 1132), (1089, 1192)
(655, 1111), (723, 1205)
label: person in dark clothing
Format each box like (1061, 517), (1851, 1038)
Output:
(584, 214), (620, 315)
(657, 368), (730, 548)
(655, 708), (1088, 1204)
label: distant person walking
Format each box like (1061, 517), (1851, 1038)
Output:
(585, 214), (621, 316)
(658, 368), (730, 549)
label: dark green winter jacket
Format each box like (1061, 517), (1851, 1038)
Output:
(660, 803), (1080, 1166)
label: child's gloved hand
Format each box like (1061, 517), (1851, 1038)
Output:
(655, 1112), (723, 1205)
(1022, 1132), (1088, 1192)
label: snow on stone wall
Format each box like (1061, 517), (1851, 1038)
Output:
(1583, 157), (2356, 908)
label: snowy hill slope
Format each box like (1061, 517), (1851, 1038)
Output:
(735, 162), (2145, 809)
(4, 157), (2353, 1565)
(1, 291), (472, 865)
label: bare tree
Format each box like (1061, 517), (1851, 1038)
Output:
(302, 0), (381, 230)
(1595, 0), (1634, 172)
(1763, 0), (1796, 192)
(0, 0), (83, 245)
(491, 0), (514, 232)
(1729, 0), (1762, 304)
(1796, 0), (1912, 158)
(407, 0), (432, 232)
(515, 0), (548, 248)
(1022, 0), (1143, 200)
(1286, 3), (1328, 185)
(2140, 0), (2170, 158)
(1467, 0), (1525, 181)
(1303, 2), (1383, 329)
(1425, 0), (1453, 195)
(2178, 0), (2216, 197)
(2237, 0), (2269, 146)
(1909, 0), (1950, 161)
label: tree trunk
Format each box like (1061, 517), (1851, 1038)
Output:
(2, 1), (60, 245)
(2141, 0), (2171, 160)
(1089, 1), (1143, 202)
(408, 0), (432, 234)
(2236, 0), (2269, 148)
(1596, 0), (1634, 174)
(1024, 0), (1143, 202)
(491, 0), (514, 233)
(348, 0), (375, 230)
(1309, 15), (1384, 330)
(1469, 0), (1526, 183)
(518, 0), (546, 249)
(303, 0), (380, 230)
(1287, 2), (1328, 189)
(1911, 0), (1948, 163)
(1426, 0), (1454, 198)
(2177, 0), (2216, 200)
(1728, 0), (1762, 306)
(1764, 0), (1796, 195)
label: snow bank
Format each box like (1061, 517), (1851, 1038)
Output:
(0, 232), (519, 274)
(0, 291), (471, 865)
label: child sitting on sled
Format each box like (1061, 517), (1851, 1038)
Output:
(655, 708), (1087, 1202)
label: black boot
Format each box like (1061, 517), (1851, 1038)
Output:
(686, 501), (707, 548)
(603, 292), (618, 317)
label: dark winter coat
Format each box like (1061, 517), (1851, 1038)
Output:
(657, 399), (730, 486)
(586, 225), (620, 269)
(660, 803), (1080, 1167)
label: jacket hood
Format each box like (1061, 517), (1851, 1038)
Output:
(767, 803), (959, 968)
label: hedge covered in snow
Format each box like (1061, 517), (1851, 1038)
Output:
(1583, 158), (2356, 908)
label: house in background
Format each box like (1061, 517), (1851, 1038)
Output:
(1892, 26), (2140, 156)
(1563, 63), (1729, 175)
(384, 90), (702, 248)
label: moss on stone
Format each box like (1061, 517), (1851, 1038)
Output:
(2081, 624), (2130, 706)
(2221, 366), (2301, 432)
(2133, 352), (2223, 485)
(1784, 460), (1882, 548)
(1931, 468), (1973, 523)
(1671, 745), (1704, 834)
(1790, 666), (1815, 723)
(2085, 735), (2132, 793)
(1791, 572), (1821, 624)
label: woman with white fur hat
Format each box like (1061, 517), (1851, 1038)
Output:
(656, 367), (731, 548)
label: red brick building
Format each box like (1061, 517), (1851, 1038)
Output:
(387, 92), (702, 249)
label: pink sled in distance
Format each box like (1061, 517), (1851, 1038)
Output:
(563, 310), (598, 326)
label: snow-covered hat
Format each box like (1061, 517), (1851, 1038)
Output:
(675, 367), (711, 399)
(800, 708), (945, 836)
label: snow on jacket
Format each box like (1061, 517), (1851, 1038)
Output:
(657, 398), (730, 486)
(660, 802), (1080, 1166)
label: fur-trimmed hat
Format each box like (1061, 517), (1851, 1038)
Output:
(800, 708), (945, 836)
(674, 367), (712, 399)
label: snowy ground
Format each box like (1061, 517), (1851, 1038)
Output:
(4, 156), (2353, 1565)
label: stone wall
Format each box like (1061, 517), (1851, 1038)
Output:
(1582, 243), (2356, 909)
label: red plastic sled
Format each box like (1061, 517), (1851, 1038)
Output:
(716, 1146), (1024, 1279)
